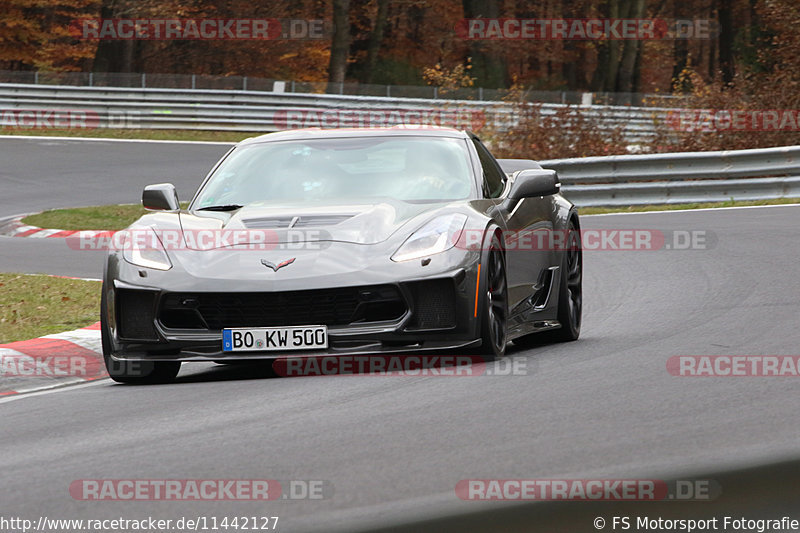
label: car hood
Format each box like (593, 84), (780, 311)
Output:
(177, 199), (449, 250)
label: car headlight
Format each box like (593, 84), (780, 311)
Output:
(391, 213), (468, 262)
(122, 228), (173, 271)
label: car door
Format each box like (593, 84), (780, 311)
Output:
(470, 137), (556, 320)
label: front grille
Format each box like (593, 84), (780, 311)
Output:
(406, 279), (457, 330)
(117, 289), (159, 339)
(159, 285), (406, 330)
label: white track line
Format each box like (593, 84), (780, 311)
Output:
(0, 379), (110, 404)
(0, 134), (234, 146)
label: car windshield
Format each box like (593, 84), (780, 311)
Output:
(193, 136), (473, 208)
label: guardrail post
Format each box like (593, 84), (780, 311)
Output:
(291, 80), (295, 93)
(243, 76), (247, 91)
(478, 87), (483, 100)
(387, 85), (391, 97)
(339, 82), (343, 95)
(141, 73), (146, 89)
(34, 71), (38, 84)
(89, 72), (93, 87)
(191, 74), (196, 90)
(433, 87), (438, 99)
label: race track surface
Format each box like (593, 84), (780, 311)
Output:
(2, 137), (799, 532)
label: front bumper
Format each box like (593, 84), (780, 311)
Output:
(105, 245), (484, 361)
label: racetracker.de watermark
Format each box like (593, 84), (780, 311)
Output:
(0, 109), (140, 130)
(1, 109), (97, 129)
(666, 109), (800, 132)
(667, 355), (800, 376)
(456, 18), (717, 40)
(272, 355), (528, 377)
(69, 479), (332, 501)
(0, 354), (102, 378)
(66, 229), (331, 252)
(454, 229), (714, 252)
(65, 228), (715, 252)
(71, 18), (329, 40)
(272, 108), (486, 131)
(456, 479), (720, 501)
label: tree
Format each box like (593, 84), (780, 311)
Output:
(616, 0), (647, 93)
(462, 0), (507, 88)
(0, 0), (98, 71)
(365, 0), (388, 84)
(718, 0), (736, 85)
(328, 0), (350, 85)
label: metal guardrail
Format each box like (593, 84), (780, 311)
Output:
(0, 69), (685, 106)
(0, 83), (665, 143)
(543, 145), (800, 206)
(1, 82), (797, 207)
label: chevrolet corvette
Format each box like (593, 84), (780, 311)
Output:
(101, 126), (582, 383)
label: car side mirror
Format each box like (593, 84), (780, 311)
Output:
(142, 183), (180, 211)
(507, 169), (560, 200)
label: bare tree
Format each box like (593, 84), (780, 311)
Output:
(718, 0), (735, 85)
(462, 0), (507, 88)
(617, 0), (647, 93)
(365, 0), (389, 84)
(328, 0), (351, 85)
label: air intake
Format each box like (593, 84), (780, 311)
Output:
(242, 217), (294, 229)
(293, 214), (354, 227)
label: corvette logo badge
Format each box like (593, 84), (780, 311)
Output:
(261, 258), (296, 272)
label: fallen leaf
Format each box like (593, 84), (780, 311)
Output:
(62, 296), (70, 302)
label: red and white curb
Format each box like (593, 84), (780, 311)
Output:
(0, 322), (106, 396)
(0, 215), (113, 239)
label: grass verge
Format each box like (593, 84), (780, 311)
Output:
(580, 197), (800, 215)
(18, 197), (800, 232)
(22, 204), (146, 231)
(21, 202), (190, 231)
(0, 273), (101, 344)
(0, 128), (257, 143)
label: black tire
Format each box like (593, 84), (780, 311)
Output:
(101, 284), (181, 384)
(514, 218), (582, 346)
(478, 235), (509, 358)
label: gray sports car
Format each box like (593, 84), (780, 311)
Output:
(101, 127), (581, 383)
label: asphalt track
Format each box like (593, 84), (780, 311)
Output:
(1, 137), (800, 532)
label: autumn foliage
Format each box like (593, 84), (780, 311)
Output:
(1, 0), (800, 155)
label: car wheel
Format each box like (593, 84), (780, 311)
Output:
(515, 218), (582, 346)
(478, 236), (508, 358)
(101, 284), (181, 384)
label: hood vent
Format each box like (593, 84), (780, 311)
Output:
(293, 214), (354, 227)
(243, 214), (355, 229)
(241, 216), (294, 229)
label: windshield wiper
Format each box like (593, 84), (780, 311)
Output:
(196, 204), (244, 211)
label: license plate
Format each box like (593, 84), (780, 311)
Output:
(223, 326), (328, 352)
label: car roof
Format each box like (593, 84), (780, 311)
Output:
(240, 125), (471, 145)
